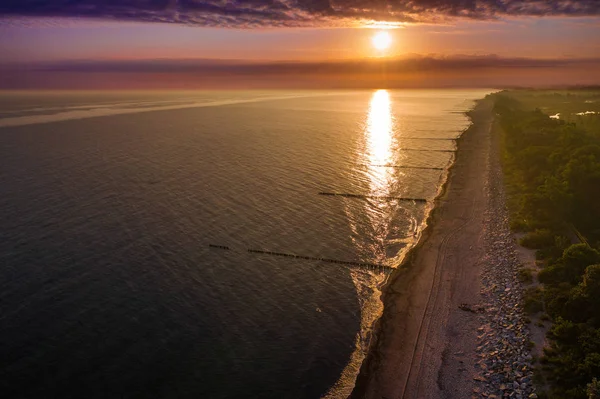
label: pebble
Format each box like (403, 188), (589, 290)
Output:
(473, 150), (535, 398)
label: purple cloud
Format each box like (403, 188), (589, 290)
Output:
(7, 54), (599, 74)
(0, 0), (599, 27)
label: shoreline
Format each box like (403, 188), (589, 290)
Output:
(350, 97), (495, 398)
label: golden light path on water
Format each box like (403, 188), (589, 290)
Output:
(325, 89), (483, 397)
(365, 89), (400, 266)
(366, 89), (395, 198)
(324, 90), (397, 398)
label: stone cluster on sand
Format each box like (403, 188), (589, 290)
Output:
(473, 162), (536, 399)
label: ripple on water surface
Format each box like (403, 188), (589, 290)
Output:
(0, 89), (492, 398)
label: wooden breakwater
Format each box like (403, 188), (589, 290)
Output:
(318, 192), (428, 203)
(401, 137), (457, 141)
(208, 244), (231, 250)
(399, 148), (456, 153)
(365, 164), (444, 170)
(209, 244), (394, 271)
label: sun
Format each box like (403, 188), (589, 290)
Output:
(372, 31), (392, 51)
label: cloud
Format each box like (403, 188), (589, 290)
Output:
(4, 54), (600, 79)
(2, 55), (600, 89)
(0, 0), (599, 27)
(18, 55), (599, 74)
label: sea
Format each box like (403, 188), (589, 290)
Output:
(0, 89), (492, 398)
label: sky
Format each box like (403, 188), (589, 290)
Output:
(0, 1), (599, 89)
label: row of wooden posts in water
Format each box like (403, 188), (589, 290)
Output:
(207, 141), (456, 271)
(318, 192), (428, 202)
(208, 244), (394, 271)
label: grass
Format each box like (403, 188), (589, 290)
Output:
(523, 287), (544, 315)
(518, 267), (534, 284)
(540, 313), (551, 321)
(520, 229), (556, 249)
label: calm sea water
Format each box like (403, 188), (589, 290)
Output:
(0, 89), (491, 398)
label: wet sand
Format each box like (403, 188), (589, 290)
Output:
(351, 98), (494, 399)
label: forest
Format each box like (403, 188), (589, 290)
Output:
(494, 90), (600, 399)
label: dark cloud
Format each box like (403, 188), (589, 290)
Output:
(2, 55), (600, 89)
(0, 0), (599, 27)
(10, 55), (600, 75)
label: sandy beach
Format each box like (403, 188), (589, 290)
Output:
(351, 98), (495, 399)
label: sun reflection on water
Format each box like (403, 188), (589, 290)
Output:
(366, 89), (395, 197)
(324, 90), (398, 398)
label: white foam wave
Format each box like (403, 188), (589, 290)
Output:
(0, 94), (318, 128)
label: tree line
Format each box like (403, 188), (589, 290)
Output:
(494, 92), (600, 399)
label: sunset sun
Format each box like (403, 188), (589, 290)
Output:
(372, 31), (392, 51)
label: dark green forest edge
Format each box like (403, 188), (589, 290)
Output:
(493, 89), (600, 399)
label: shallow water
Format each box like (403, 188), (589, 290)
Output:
(0, 89), (491, 398)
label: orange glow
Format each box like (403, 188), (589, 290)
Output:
(372, 31), (392, 51)
(366, 89), (395, 196)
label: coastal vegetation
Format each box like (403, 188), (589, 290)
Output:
(494, 90), (600, 399)
(505, 90), (600, 133)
